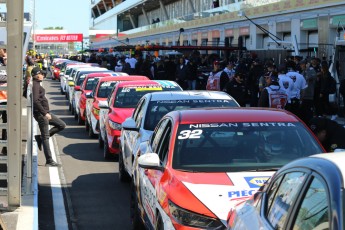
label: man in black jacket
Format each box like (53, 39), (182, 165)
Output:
(309, 117), (345, 152)
(32, 67), (66, 167)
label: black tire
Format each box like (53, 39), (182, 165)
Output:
(85, 118), (90, 132)
(103, 136), (112, 160)
(68, 103), (72, 111)
(130, 181), (145, 230)
(71, 104), (75, 115)
(65, 92), (68, 99)
(119, 152), (131, 182)
(74, 110), (78, 120)
(155, 212), (164, 230)
(60, 87), (64, 95)
(88, 123), (96, 138)
(98, 131), (104, 148)
(77, 113), (84, 125)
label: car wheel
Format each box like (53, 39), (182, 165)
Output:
(98, 131), (104, 148)
(65, 92), (68, 99)
(88, 123), (96, 138)
(77, 113), (84, 125)
(119, 152), (131, 182)
(155, 212), (164, 230)
(60, 87), (64, 95)
(68, 103), (72, 112)
(74, 111), (78, 120)
(130, 181), (145, 230)
(71, 104), (75, 115)
(103, 136), (112, 160)
(85, 118), (90, 132)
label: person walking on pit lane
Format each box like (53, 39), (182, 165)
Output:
(32, 67), (66, 167)
(309, 117), (345, 152)
(224, 72), (247, 107)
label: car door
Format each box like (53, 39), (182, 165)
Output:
(123, 98), (147, 173)
(138, 118), (172, 226)
(289, 173), (331, 230)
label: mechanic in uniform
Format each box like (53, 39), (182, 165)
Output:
(258, 71), (288, 109)
(309, 117), (345, 152)
(206, 60), (230, 91)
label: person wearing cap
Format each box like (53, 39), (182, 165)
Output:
(224, 72), (247, 106)
(258, 71), (288, 109)
(32, 66), (66, 167)
(309, 117), (345, 152)
(206, 60), (229, 91)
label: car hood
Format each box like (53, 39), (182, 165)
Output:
(110, 108), (135, 123)
(176, 171), (274, 223)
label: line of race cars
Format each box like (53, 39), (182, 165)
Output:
(54, 58), (332, 230)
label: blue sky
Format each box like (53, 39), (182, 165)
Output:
(24, 0), (90, 36)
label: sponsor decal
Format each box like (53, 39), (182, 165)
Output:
(190, 122), (296, 128)
(35, 34), (83, 42)
(228, 189), (258, 200)
(244, 176), (270, 188)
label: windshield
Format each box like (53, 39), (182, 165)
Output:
(85, 78), (99, 90)
(114, 85), (181, 108)
(144, 99), (239, 130)
(77, 74), (87, 86)
(172, 122), (324, 172)
(97, 81), (117, 98)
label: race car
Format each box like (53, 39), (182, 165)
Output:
(119, 90), (240, 182)
(131, 108), (325, 230)
(85, 76), (149, 139)
(68, 67), (110, 115)
(74, 72), (129, 124)
(60, 62), (99, 95)
(102, 80), (182, 159)
(226, 151), (344, 230)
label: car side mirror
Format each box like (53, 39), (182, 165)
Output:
(98, 100), (109, 109)
(122, 118), (139, 131)
(74, 86), (81, 91)
(138, 153), (164, 171)
(86, 92), (93, 98)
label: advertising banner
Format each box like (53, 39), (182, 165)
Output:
(35, 34), (83, 43)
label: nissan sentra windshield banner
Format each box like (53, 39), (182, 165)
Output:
(35, 34), (83, 42)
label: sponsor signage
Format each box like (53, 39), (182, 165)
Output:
(302, 19), (318, 29)
(35, 34), (83, 43)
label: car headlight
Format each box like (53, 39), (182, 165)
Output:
(109, 120), (121, 130)
(168, 200), (224, 229)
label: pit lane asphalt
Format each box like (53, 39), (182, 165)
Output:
(38, 76), (131, 230)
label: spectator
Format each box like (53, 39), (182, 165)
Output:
(186, 59), (198, 90)
(314, 65), (333, 117)
(247, 59), (265, 107)
(309, 117), (345, 152)
(0, 68), (6, 155)
(224, 72), (247, 107)
(0, 49), (7, 66)
(299, 59), (317, 124)
(340, 78), (345, 116)
(32, 67), (66, 167)
(175, 57), (189, 90)
(223, 62), (236, 81)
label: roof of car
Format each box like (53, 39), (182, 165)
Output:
(98, 75), (149, 82)
(312, 152), (345, 174)
(168, 107), (300, 124)
(115, 80), (179, 87)
(147, 90), (237, 102)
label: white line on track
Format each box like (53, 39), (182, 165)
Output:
(49, 136), (68, 230)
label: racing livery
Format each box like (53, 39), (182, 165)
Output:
(102, 80), (182, 159)
(85, 76), (149, 139)
(75, 72), (129, 124)
(131, 108), (325, 229)
(119, 90), (240, 182)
